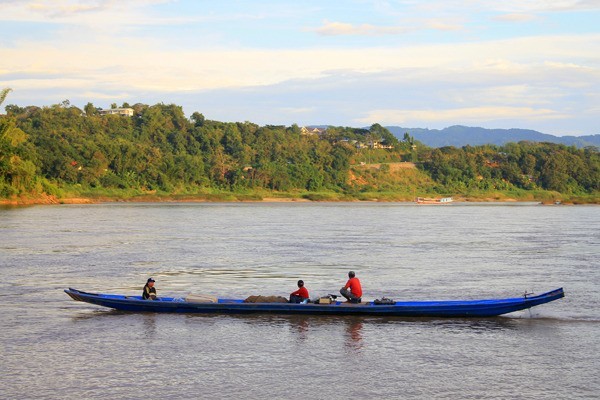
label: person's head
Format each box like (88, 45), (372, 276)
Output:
(147, 277), (155, 287)
(348, 271), (355, 278)
(297, 280), (304, 287)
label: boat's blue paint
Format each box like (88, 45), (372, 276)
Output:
(65, 287), (564, 317)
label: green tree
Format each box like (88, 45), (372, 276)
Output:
(84, 102), (97, 116)
(0, 89), (39, 196)
(191, 112), (205, 127)
(1, 88), (12, 109)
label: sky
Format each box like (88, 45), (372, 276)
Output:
(1, 0), (599, 136)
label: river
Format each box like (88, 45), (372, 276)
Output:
(1, 202), (598, 399)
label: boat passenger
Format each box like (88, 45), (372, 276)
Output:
(142, 278), (157, 300)
(289, 280), (309, 303)
(340, 271), (362, 303)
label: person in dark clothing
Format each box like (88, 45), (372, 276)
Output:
(289, 280), (309, 303)
(142, 277), (157, 300)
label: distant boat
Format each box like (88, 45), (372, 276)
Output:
(415, 197), (453, 204)
(64, 287), (564, 317)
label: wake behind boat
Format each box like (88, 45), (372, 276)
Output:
(65, 287), (564, 318)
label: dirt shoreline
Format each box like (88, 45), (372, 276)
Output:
(0, 195), (315, 205)
(2, 195), (586, 206)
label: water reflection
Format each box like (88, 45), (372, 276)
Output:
(142, 314), (157, 339)
(70, 309), (158, 339)
(278, 315), (364, 350)
(343, 318), (364, 351)
(70, 309), (128, 321)
(229, 314), (367, 350)
(291, 316), (310, 341)
(69, 309), (519, 335)
(431, 318), (518, 333)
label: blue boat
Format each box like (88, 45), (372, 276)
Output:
(65, 287), (564, 317)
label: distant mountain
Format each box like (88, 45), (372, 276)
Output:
(385, 125), (600, 148)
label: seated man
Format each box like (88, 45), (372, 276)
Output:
(340, 271), (362, 303)
(289, 280), (309, 303)
(142, 277), (157, 300)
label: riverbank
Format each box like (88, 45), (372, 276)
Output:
(2, 190), (598, 206)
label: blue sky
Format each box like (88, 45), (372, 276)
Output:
(1, 0), (599, 136)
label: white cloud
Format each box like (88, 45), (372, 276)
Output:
(492, 13), (538, 22)
(26, 0), (113, 18)
(1, 1), (599, 134)
(314, 18), (465, 36)
(0, 0), (201, 29)
(410, 0), (600, 14)
(486, 0), (600, 12)
(356, 106), (567, 126)
(315, 21), (411, 36)
(424, 19), (464, 31)
(2, 33), (599, 94)
(279, 107), (315, 114)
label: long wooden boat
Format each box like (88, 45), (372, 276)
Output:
(416, 197), (454, 204)
(65, 287), (564, 318)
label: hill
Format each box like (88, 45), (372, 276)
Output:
(386, 125), (600, 148)
(1, 101), (598, 204)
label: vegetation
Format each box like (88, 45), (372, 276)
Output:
(419, 143), (599, 202)
(1, 92), (599, 204)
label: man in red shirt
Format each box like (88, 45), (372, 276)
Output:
(340, 271), (362, 303)
(289, 280), (309, 303)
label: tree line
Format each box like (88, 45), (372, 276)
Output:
(1, 100), (402, 197)
(1, 94), (598, 201)
(420, 142), (599, 195)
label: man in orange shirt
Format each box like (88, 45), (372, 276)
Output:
(289, 280), (310, 303)
(340, 271), (362, 303)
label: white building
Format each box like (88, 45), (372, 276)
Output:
(99, 108), (134, 117)
(300, 126), (327, 136)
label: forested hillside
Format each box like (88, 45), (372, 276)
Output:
(0, 100), (402, 200)
(1, 97), (599, 203)
(420, 143), (599, 196)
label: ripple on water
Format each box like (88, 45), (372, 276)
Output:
(1, 203), (598, 399)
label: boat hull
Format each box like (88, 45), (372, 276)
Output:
(65, 288), (564, 318)
(415, 197), (453, 204)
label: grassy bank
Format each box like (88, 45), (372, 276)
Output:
(3, 186), (599, 205)
(2, 165), (599, 205)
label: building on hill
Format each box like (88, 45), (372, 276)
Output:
(301, 126), (327, 136)
(99, 107), (134, 117)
